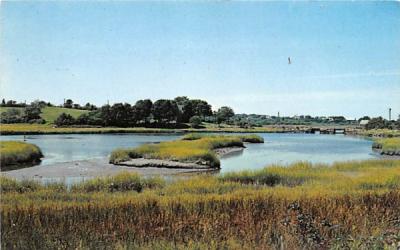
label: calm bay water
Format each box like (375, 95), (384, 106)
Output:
(1, 133), (378, 172)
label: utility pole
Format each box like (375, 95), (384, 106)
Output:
(389, 108), (392, 121)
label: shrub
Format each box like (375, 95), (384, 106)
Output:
(54, 113), (76, 126)
(189, 116), (202, 128)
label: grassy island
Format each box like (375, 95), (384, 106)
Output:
(109, 134), (264, 168)
(0, 141), (43, 170)
(1, 159), (399, 249)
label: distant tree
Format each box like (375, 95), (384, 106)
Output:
(174, 96), (190, 107)
(84, 103), (97, 111)
(6, 100), (17, 107)
(99, 104), (112, 126)
(216, 106), (235, 124)
(152, 99), (179, 124)
(55, 113), (76, 126)
(1, 99), (5, 106)
(365, 117), (387, 130)
(76, 111), (102, 126)
(358, 116), (370, 122)
(180, 99), (212, 123)
(73, 104), (81, 109)
(194, 100), (212, 117)
(0, 108), (24, 123)
(133, 99), (153, 124)
(64, 99), (73, 108)
(110, 103), (134, 127)
(189, 116), (202, 128)
(24, 103), (42, 121)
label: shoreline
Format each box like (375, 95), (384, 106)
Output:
(0, 147), (244, 180)
(116, 146), (245, 169)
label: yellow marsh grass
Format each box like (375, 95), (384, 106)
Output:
(0, 123), (279, 135)
(182, 133), (264, 143)
(0, 141), (43, 167)
(110, 135), (247, 167)
(1, 159), (400, 249)
(374, 137), (400, 152)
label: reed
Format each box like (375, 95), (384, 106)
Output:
(0, 141), (43, 169)
(182, 133), (264, 143)
(373, 137), (400, 155)
(1, 160), (399, 249)
(109, 135), (253, 168)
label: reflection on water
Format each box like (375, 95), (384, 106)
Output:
(1, 133), (378, 173)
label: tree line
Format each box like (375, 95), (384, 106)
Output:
(55, 97), (235, 128)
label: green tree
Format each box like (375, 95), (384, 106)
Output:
(216, 106), (235, 124)
(189, 116), (202, 128)
(365, 117), (388, 130)
(180, 99), (212, 123)
(133, 99), (153, 124)
(152, 99), (179, 124)
(0, 108), (24, 123)
(64, 99), (73, 108)
(55, 113), (76, 126)
(24, 103), (42, 121)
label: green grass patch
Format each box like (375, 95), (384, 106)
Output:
(0, 141), (43, 169)
(0, 106), (88, 124)
(41, 107), (88, 123)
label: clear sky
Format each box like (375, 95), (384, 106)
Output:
(1, 1), (399, 119)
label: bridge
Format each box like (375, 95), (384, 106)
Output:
(306, 127), (346, 134)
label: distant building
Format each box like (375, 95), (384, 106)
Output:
(359, 119), (369, 127)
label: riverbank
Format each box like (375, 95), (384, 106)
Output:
(0, 123), (366, 135)
(0, 157), (214, 181)
(0, 123), (283, 135)
(372, 137), (400, 156)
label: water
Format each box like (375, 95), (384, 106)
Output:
(0, 134), (181, 165)
(1, 133), (378, 172)
(220, 133), (378, 172)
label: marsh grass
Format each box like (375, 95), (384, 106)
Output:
(0, 141), (43, 168)
(373, 138), (400, 155)
(1, 160), (400, 249)
(71, 172), (165, 192)
(360, 129), (400, 138)
(109, 135), (254, 167)
(182, 133), (264, 143)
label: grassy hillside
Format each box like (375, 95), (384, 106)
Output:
(40, 107), (88, 123)
(0, 106), (88, 124)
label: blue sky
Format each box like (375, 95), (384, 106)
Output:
(1, 1), (399, 119)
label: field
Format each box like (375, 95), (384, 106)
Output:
(0, 141), (43, 169)
(0, 106), (88, 124)
(40, 106), (88, 123)
(109, 134), (263, 167)
(1, 159), (400, 249)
